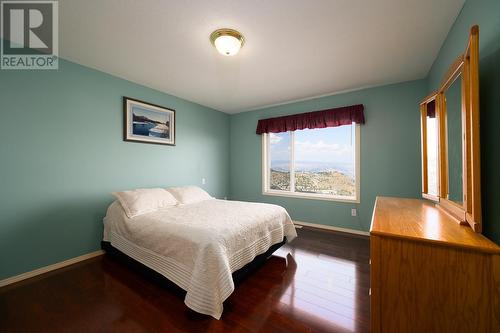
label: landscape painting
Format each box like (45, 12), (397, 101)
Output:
(124, 97), (175, 146)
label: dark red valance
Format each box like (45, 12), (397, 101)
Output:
(256, 104), (365, 134)
(427, 100), (436, 118)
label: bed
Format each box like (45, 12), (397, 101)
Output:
(102, 197), (297, 319)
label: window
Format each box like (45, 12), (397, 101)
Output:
(262, 123), (360, 202)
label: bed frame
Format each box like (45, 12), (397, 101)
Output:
(101, 238), (287, 291)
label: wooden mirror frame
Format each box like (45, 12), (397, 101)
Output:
(420, 25), (481, 232)
(437, 56), (468, 225)
(420, 92), (440, 202)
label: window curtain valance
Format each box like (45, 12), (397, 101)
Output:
(255, 104), (365, 135)
(427, 100), (436, 118)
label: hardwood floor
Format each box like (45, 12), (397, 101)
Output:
(0, 227), (370, 333)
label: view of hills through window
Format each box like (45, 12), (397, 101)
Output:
(268, 125), (356, 198)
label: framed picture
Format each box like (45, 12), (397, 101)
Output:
(123, 97), (175, 146)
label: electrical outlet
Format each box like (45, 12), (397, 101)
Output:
(351, 208), (357, 217)
(202, 178), (206, 185)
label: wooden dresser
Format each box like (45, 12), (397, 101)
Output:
(370, 197), (499, 333)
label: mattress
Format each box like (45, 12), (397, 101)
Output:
(103, 199), (297, 319)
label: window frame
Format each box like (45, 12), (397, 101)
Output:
(261, 124), (361, 203)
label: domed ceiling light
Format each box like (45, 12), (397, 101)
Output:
(210, 28), (245, 56)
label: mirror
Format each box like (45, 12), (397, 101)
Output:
(420, 97), (439, 200)
(426, 102), (439, 197)
(443, 75), (464, 205)
(420, 25), (481, 232)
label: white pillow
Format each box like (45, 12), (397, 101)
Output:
(166, 186), (213, 205)
(112, 188), (178, 218)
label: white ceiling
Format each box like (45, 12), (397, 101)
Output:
(59, 0), (464, 113)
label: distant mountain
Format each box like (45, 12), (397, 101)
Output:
(133, 113), (167, 125)
(271, 160), (354, 176)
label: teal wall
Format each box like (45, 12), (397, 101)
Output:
(427, 0), (500, 243)
(229, 80), (426, 232)
(0, 59), (229, 280)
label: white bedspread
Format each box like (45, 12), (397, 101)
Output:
(103, 199), (297, 319)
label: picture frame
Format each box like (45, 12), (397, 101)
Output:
(123, 97), (176, 146)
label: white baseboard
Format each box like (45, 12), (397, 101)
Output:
(0, 250), (105, 288)
(293, 220), (370, 237)
(0, 222), (367, 287)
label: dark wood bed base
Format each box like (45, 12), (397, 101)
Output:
(101, 238), (287, 292)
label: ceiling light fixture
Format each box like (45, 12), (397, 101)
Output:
(210, 28), (245, 56)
